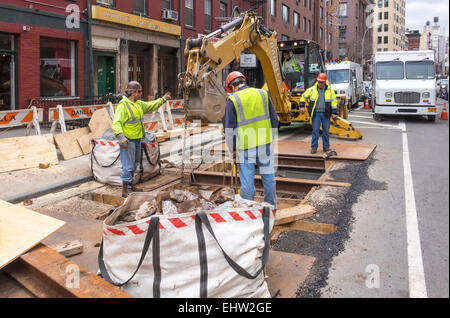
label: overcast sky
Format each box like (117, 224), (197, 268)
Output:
(405, 0), (449, 36)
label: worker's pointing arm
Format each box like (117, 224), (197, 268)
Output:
(140, 92), (171, 113)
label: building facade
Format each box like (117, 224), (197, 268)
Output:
(372, 0), (406, 52)
(0, 0), (91, 111)
(335, 0), (374, 66)
(420, 22), (447, 76)
(406, 29), (421, 51)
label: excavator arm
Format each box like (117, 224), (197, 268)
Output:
(178, 11), (291, 123)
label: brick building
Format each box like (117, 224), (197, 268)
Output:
(0, 0), (91, 111)
(406, 29), (421, 51)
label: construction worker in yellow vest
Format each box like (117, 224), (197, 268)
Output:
(299, 73), (338, 154)
(282, 51), (303, 90)
(112, 81), (171, 197)
(223, 71), (279, 210)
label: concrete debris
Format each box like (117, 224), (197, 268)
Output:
(113, 186), (268, 224)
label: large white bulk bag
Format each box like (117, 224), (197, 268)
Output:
(90, 134), (160, 186)
(98, 192), (275, 298)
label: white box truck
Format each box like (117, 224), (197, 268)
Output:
(326, 60), (364, 109)
(372, 50), (437, 121)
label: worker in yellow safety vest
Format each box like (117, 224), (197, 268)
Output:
(282, 51), (303, 90)
(299, 73), (338, 154)
(112, 81), (171, 197)
(223, 71), (279, 210)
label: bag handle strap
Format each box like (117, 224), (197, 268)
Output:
(194, 206), (271, 298)
(98, 216), (161, 295)
(90, 141), (121, 168)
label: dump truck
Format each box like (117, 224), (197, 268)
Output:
(178, 11), (362, 139)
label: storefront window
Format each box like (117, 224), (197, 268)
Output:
(40, 38), (76, 97)
(0, 33), (16, 111)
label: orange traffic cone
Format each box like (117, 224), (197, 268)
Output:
(364, 97), (370, 109)
(440, 102), (448, 120)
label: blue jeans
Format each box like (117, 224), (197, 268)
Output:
(238, 143), (277, 210)
(311, 112), (330, 149)
(120, 138), (141, 183)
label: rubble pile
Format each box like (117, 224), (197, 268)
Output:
(114, 186), (267, 224)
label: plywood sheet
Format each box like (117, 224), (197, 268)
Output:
(88, 108), (112, 138)
(275, 204), (315, 226)
(76, 133), (94, 155)
(0, 200), (65, 269)
(275, 140), (376, 160)
(266, 250), (315, 298)
(54, 127), (90, 160)
(0, 134), (59, 173)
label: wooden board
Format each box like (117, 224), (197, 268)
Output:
(4, 244), (133, 298)
(0, 134), (59, 173)
(0, 200), (66, 269)
(76, 133), (94, 155)
(275, 140), (376, 160)
(277, 220), (337, 235)
(265, 250), (315, 298)
(274, 204), (315, 226)
(54, 127), (90, 160)
(88, 108), (112, 139)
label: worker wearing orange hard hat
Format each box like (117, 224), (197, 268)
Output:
(299, 73), (338, 154)
(223, 70), (279, 210)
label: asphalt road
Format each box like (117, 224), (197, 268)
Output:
(275, 100), (449, 298)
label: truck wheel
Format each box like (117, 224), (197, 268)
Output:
(373, 113), (382, 121)
(427, 115), (436, 122)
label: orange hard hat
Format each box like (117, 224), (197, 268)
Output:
(226, 71), (246, 93)
(317, 73), (327, 82)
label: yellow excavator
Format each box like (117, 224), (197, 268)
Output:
(178, 11), (362, 140)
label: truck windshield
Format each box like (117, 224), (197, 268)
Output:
(376, 61), (404, 80)
(327, 70), (349, 84)
(405, 61), (435, 79)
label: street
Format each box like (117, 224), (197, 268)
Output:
(274, 100), (449, 298)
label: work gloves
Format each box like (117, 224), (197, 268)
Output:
(162, 91), (172, 101)
(116, 133), (128, 148)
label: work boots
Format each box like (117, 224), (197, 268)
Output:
(122, 181), (133, 198)
(310, 147), (317, 154)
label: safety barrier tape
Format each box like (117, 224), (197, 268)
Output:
(104, 208), (275, 236)
(93, 140), (157, 148)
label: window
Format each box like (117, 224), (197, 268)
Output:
(320, 7), (323, 20)
(339, 3), (347, 17)
(327, 69), (350, 84)
(377, 36), (382, 44)
(204, 0), (212, 32)
(40, 38), (76, 97)
(378, 24), (382, 32)
(383, 48), (388, 51)
(384, 24), (388, 32)
(133, 0), (146, 14)
(282, 5), (289, 23)
(97, 0), (114, 6)
(303, 17), (307, 31)
(378, 0), (382, 8)
(294, 12), (300, 29)
(384, 36), (388, 44)
(220, 2), (227, 22)
(185, 0), (194, 27)
(339, 26), (347, 39)
(384, 0), (389, 7)
(378, 12), (382, 20)
(308, 20), (311, 34)
(303, 0), (307, 7)
(309, 0), (311, 10)
(376, 61), (404, 79)
(0, 33), (16, 111)
(162, 0), (172, 10)
(270, 0), (276, 16)
(320, 27), (323, 41)
(384, 12), (388, 19)
(281, 34), (289, 41)
(405, 61), (435, 79)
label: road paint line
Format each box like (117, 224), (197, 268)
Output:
(349, 114), (375, 119)
(399, 119), (428, 298)
(350, 120), (401, 129)
(352, 126), (399, 129)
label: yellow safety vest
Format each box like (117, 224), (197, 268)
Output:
(300, 82), (338, 118)
(227, 87), (273, 150)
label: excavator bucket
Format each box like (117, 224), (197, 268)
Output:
(183, 71), (228, 123)
(329, 117), (363, 140)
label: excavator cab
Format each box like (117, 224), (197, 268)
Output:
(278, 40), (326, 96)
